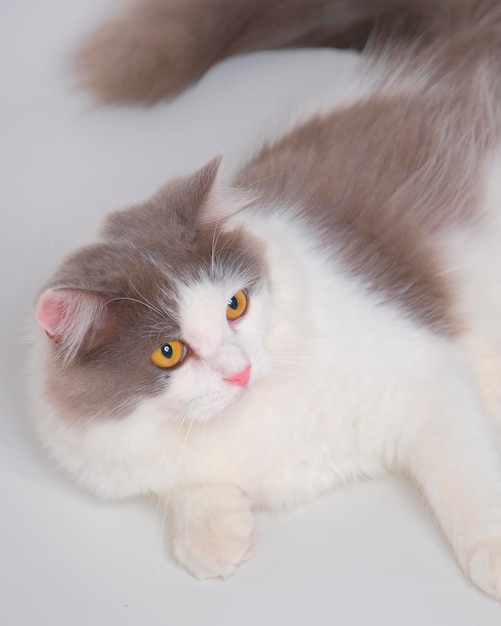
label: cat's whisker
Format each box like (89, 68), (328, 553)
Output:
(80, 398), (130, 429)
(156, 404), (197, 547)
(170, 405), (195, 437)
(150, 323), (172, 350)
(155, 406), (198, 549)
(104, 295), (163, 316)
(269, 367), (302, 380)
(278, 333), (344, 347)
(169, 415), (187, 438)
(210, 225), (225, 278)
(79, 382), (165, 429)
(184, 485), (192, 546)
(156, 494), (169, 550)
(272, 355), (349, 364)
(272, 355), (384, 378)
(129, 283), (165, 317)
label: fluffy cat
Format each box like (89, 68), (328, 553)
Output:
(29, 0), (501, 599)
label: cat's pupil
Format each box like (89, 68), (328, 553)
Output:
(161, 344), (173, 359)
(228, 296), (238, 310)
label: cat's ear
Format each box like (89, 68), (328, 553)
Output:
(35, 288), (115, 359)
(173, 155), (225, 225)
(183, 155), (253, 226)
(172, 155), (246, 226)
(190, 155), (222, 207)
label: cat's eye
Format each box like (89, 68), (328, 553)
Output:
(150, 341), (187, 369)
(226, 290), (248, 321)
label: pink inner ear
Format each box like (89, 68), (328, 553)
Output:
(35, 289), (110, 347)
(36, 291), (68, 335)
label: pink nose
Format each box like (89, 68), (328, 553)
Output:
(224, 364), (251, 387)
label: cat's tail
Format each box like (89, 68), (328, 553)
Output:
(75, 0), (500, 105)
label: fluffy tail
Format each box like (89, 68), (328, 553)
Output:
(75, 0), (500, 105)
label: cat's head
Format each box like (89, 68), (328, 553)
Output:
(34, 158), (271, 424)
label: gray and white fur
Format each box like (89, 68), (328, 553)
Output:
(29, 0), (501, 598)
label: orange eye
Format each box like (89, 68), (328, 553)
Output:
(150, 341), (187, 369)
(226, 290), (247, 321)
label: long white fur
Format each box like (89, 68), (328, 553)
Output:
(29, 56), (501, 596)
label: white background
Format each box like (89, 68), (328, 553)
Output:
(2, 1), (501, 624)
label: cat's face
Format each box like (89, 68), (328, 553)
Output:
(155, 274), (272, 422)
(35, 159), (271, 424)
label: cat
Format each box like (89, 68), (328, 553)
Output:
(29, 0), (501, 599)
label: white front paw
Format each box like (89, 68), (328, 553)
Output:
(169, 487), (257, 580)
(467, 540), (501, 600)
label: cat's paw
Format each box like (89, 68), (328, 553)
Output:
(466, 538), (501, 600)
(169, 486), (257, 580)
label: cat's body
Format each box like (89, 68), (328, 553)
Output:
(30, 0), (501, 597)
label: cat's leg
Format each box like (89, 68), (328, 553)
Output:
(397, 368), (501, 599)
(165, 484), (257, 579)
